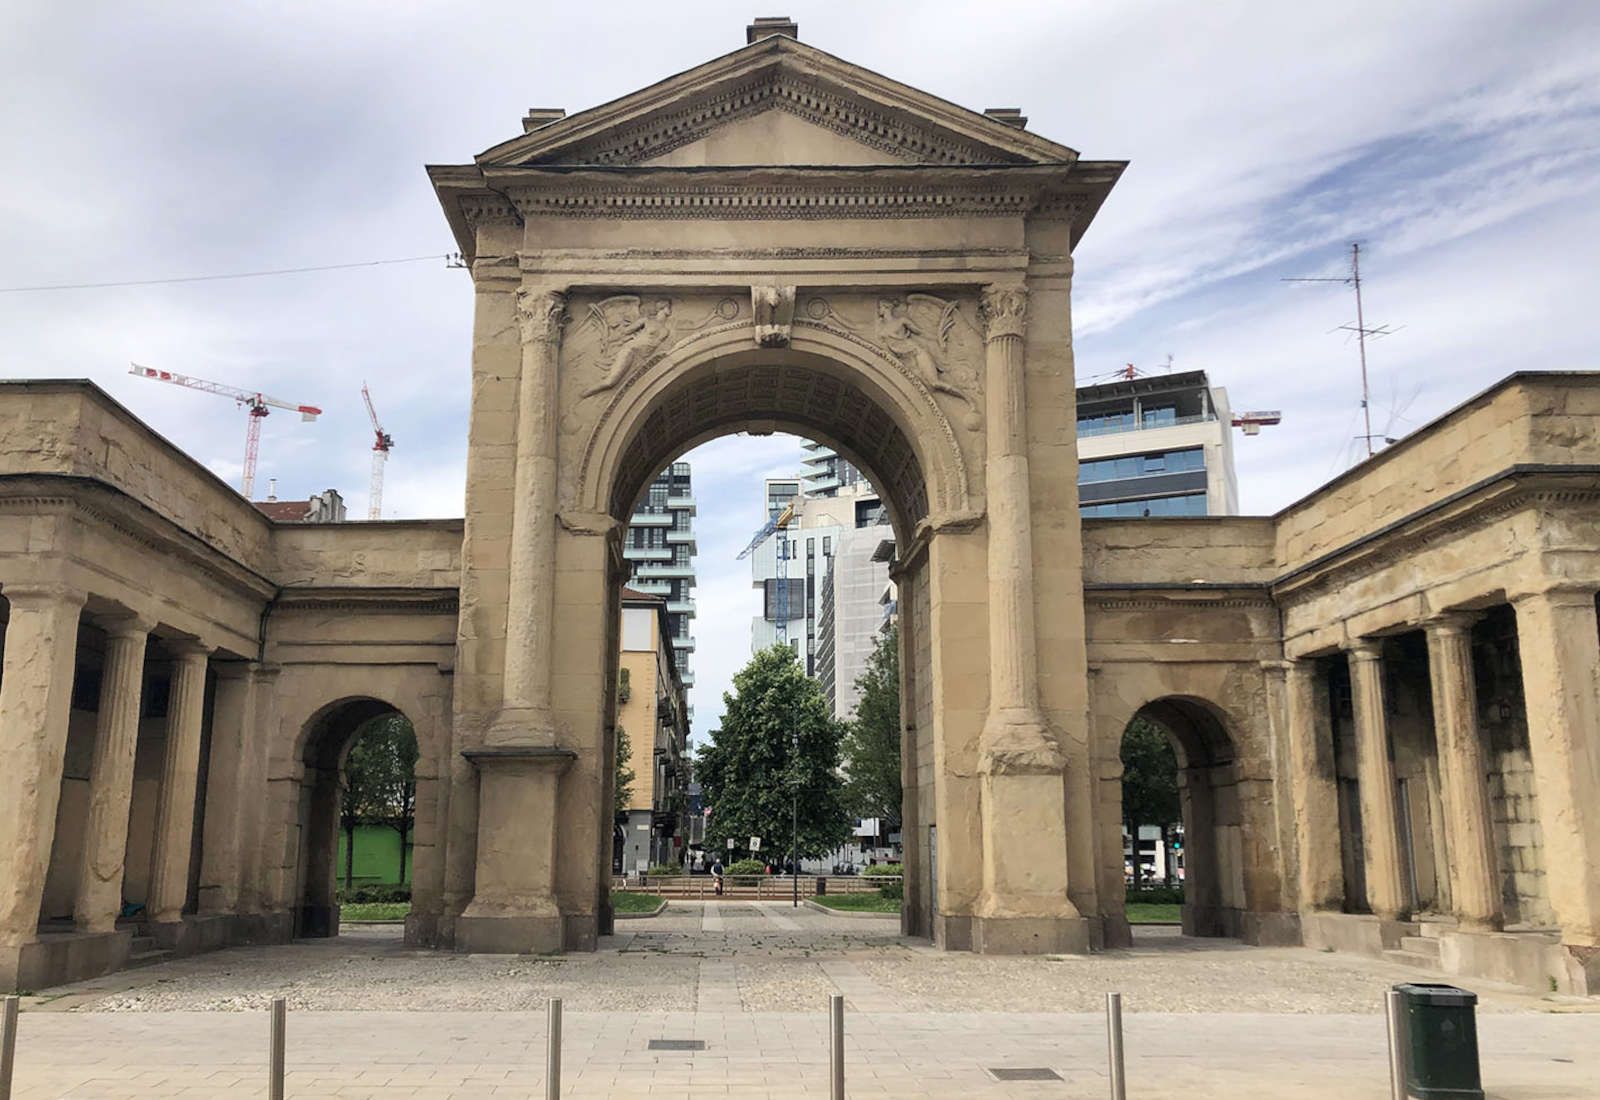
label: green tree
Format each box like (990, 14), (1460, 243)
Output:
(1120, 716), (1181, 888)
(841, 625), (901, 827)
(614, 723), (636, 812)
(341, 713), (418, 887)
(696, 644), (851, 863)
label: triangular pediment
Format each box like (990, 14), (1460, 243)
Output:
(478, 36), (1080, 169)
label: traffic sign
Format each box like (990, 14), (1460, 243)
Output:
(749, 836), (762, 852)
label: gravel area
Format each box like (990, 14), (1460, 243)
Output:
(32, 904), (1573, 1016)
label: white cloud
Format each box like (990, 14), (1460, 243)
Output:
(3, 1), (1596, 740)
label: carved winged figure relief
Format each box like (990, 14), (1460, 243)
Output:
(873, 295), (979, 412)
(577, 296), (674, 398)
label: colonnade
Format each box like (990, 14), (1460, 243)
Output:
(1286, 586), (1600, 949)
(0, 584), (267, 966)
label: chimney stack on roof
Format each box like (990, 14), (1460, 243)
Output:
(984, 108), (1028, 130)
(522, 107), (567, 133)
(747, 16), (798, 43)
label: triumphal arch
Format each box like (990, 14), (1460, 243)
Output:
(3, 19), (1599, 996)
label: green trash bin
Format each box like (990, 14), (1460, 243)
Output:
(1393, 983), (1483, 1100)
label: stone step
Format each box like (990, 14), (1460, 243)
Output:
(1384, 949), (1440, 971)
(1398, 936), (1441, 959)
(130, 936), (156, 954)
(126, 948), (173, 969)
(1415, 919), (1456, 939)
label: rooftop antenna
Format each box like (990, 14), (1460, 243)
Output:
(1284, 242), (1396, 458)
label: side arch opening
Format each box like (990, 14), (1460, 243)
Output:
(294, 697), (416, 938)
(1120, 696), (1242, 940)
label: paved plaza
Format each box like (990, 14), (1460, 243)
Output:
(8, 903), (1598, 1097)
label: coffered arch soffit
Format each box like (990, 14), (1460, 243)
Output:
(572, 323), (978, 543)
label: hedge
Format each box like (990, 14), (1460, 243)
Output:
(1125, 885), (1184, 905)
(338, 883), (411, 904)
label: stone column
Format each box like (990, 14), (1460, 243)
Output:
(456, 747), (576, 953)
(147, 642), (211, 927)
(1511, 586), (1600, 947)
(73, 614), (153, 933)
(198, 662), (262, 918)
(1346, 641), (1410, 921)
(971, 284), (1082, 954)
(1285, 660), (1344, 910)
(0, 584), (84, 949)
(1424, 614), (1503, 931)
(490, 287), (567, 745)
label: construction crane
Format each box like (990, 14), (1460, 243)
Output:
(1231, 410), (1283, 436)
(129, 364), (321, 498)
(736, 501), (797, 646)
(361, 382), (394, 520)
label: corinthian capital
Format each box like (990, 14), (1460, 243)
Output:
(979, 284), (1028, 341)
(516, 288), (567, 345)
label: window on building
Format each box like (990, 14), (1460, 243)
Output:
(822, 536), (832, 556)
(1077, 406), (1136, 435)
(1077, 447), (1204, 484)
(1142, 404), (1177, 427)
(1079, 492), (1207, 518)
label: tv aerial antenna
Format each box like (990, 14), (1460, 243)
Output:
(1284, 242), (1398, 458)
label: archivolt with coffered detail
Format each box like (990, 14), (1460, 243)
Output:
(569, 305), (978, 536)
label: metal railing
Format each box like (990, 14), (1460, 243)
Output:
(613, 874), (898, 899)
(1077, 411), (1216, 438)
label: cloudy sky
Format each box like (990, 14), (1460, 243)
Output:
(3, 2), (1597, 741)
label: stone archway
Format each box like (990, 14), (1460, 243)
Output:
(429, 26), (1124, 956)
(292, 697), (412, 938)
(1122, 697), (1242, 940)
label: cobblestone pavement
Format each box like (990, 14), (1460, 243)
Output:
(8, 903), (1597, 1097)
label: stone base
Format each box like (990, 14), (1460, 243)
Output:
(1301, 910), (1595, 995)
(296, 904), (339, 939)
(933, 913), (972, 951)
(404, 910), (442, 948)
(1437, 929), (1600, 996)
(563, 913), (598, 952)
(1, 929), (131, 992)
(456, 913), (564, 954)
(972, 915), (1091, 955)
(1240, 911), (1302, 947)
(232, 910), (294, 946)
(1300, 911), (1413, 954)
(150, 913), (239, 956)
(1103, 914), (1134, 949)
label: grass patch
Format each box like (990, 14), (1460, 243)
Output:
(611, 890), (664, 914)
(341, 901), (410, 922)
(814, 893), (901, 913)
(1126, 902), (1182, 924)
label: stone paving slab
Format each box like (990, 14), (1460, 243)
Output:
(5, 1010), (1597, 1098)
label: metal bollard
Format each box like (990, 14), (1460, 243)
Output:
(1105, 992), (1125, 1100)
(1385, 989), (1406, 1100)
(547, 997), (562, 1099)
(1, 994), (19, 1100)
(832, 991), (844, 1093)
(268, 996), (285, 1100)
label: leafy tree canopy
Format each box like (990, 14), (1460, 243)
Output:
(614, 723), (636, 813)
(342, 712), (418, 830)
(841, 625), (901, 827)
(696, 644), (851, 861)
(1120, 716), (1180, 832)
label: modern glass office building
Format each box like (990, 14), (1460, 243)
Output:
(1075, 370), (1240, 517)
(624, 461), (697, 689)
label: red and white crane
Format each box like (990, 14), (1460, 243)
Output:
(361, 382), (394, 520)
(129, 364), (321, 498)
